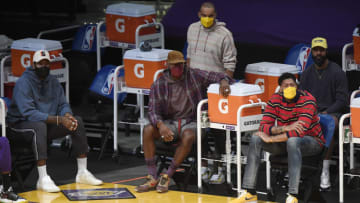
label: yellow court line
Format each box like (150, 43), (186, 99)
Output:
(19, 183), (277, 203)
(112, 169), (185, 184)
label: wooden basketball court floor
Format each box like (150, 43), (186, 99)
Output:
(19, 183), (276, 203)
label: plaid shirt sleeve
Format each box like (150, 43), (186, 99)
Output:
(148, 81), (164, 127)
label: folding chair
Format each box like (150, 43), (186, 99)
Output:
(268, 114), (335, 202)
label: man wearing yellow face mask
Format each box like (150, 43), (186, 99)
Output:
(186, 2), (237, 78)
(187, 1), (237, 185)
(232, 73), (324, 203)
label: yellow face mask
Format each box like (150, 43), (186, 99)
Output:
(283, 87), (297, 100)
(200, 17), (214, 28)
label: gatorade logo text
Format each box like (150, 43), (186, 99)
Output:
(243, 120), (261, 126)
(115, 18), (125, 33)
(21, 54), (31, 68)
(218, 99), (228, 114)
(134, 64), (144, 78)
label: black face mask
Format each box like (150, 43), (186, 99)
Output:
(312, 54), (327, 67)
(35, 66), (50, 79)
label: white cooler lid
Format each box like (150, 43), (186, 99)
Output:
(11, 38), (62, 51)
(351, 97), (360, 108)
(124, 48), (172, 61)
(207, 82), (263, 96)
(106, 3), (155, 17)
(245, 62), (298, 76)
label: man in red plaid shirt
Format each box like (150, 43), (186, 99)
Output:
(232, 72), (324, 203)
(135, 50), (233, 193)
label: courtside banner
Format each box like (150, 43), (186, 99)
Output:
(62, 188), (136, 201)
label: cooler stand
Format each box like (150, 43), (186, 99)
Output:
(342, 42), (360, 72)
(96, 21), (164, 159)
(339, 89), (360, 203)
(96, 21), (164, 72)
(113, 65), (164, 159)
(0, 98), (6, 137)
(196, 99), (269, 196)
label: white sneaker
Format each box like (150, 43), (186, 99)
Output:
(201, 167), (211, 183)
(76, 170), (103, 186)
(36, 175), (60, 193)
(320, 172), (331, 189)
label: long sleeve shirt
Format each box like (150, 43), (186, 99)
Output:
(259, 90), (325, 146)
(7, 68), (72, 123)
(187, 21), (237, 73)
(148, 68), (232, 127)
(300, 61), (348, 114)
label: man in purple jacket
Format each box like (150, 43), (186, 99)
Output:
(135, 50), (232, 193)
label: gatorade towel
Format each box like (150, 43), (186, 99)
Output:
(284, 43), (314, 74)
(89, 65), (126, 103)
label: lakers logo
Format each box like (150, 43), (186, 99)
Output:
(62, 188), (135, 200)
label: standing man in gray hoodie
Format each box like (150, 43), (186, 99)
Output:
(187, 1), (237, 78)
(187, 2), (237, 184)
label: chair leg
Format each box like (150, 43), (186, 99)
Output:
(98, 127), (111, 160)
(183, 165), (193, 191)
(12, 163), (25, 192)
(156, 156), (167, 177)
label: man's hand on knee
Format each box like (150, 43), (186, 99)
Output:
(61, 116), (78, 131)
(157, 122), (174, 142)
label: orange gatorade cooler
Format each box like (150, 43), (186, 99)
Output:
(106, 3), (156, 43)
(123, 48), (171, 89)
(11, 38), (63, 77)
(207, 83), (263, 125)
(353, 25), (360, 64)
(245, 62), (298, 102)
(351, 97), (360, 138)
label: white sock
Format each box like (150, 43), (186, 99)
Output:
(322, 160), (331, 174)
(77, 157), (87, 173)
(38, 165), (48, 179)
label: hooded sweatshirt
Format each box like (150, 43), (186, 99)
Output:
(187, 20), (237, 73)
(7, 68), (72, 123)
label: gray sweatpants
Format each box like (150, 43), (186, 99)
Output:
(9, 116), (88, 160)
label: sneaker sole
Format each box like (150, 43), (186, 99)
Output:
(156, 189), (168, 193)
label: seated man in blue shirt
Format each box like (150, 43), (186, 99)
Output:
(7, 50), (103, 193)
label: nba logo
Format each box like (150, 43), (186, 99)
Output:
(82, 25), (96, 50)
(101, 69), (115, 95)
(296, 46), (311, 72)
